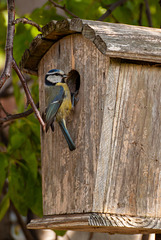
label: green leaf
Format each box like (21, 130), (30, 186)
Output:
(54, 230), (66, 236)
(29, 2), (62, 25)
(24, 118), (40, 140)
(9, 132), (26, 150)
(23, 143), (38, 179)
(0, 11), (7, 49)
(31, 79), (39, 103)
(0, 153), (8, 194)
(19, 171), (42, 217)
(28, 174), (43, 217)
(8, 162), (42, 217)
(26, 153), (38, 179)
(0, 194), (10, 221)
(13, 24), (33, 64)
(8, 164), (28, 216)
(12, 73), (25, 109)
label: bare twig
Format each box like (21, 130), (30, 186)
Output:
(98, 0), (128, 21)
(0, 78), (12, 97)
(48, 0), (78, 18)
(0, 103), (39, 124)
(144, 0), (153, 27)
(159, 0), (161, 7)
(11, 202), (35, 240)
(0, 103), (10, 116)
(138, 3), (143, 26)
(2, 122), (14, 128)
(0, 0), (45, 131)
(12, 59), (45, 130)
(55, 234), (58, 240)
(13, 17), (42, 32)
(0, 75), (33, 98)
(0, 0), (15, 89)
(111, 14), (119, 23)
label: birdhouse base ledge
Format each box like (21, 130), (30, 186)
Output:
(27, 213), (161, 234)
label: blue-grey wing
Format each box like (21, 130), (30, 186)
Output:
(45, 85), (64, 132)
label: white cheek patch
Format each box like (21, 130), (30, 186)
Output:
(47, 75), (62, 84)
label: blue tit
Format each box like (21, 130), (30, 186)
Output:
(44, 69), (76, 151)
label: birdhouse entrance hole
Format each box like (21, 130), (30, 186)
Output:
(67, 69), (80, 105)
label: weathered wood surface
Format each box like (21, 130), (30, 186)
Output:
(39, 32), (161, 231)
(20, 35), (53, 75)
(92, 60), (161, 218)
(27, 213), (161, 234)
(82, 20), (161, 61)
(20, 18), (161, 74)
(39, 34), (110, 215)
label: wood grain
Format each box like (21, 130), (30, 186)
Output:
(27, 213), (161, 234)
(92, 61), (161, 218)
(38, 32), (161, 233)
(82, 20), (161, 62)
(20, 19), (161, 74)
(39, 34), (110, 215)
(32, 19), (161, 234)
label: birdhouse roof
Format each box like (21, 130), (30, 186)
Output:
(20, 18), (161, 75)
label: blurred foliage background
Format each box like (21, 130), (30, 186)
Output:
(0, 0), (161, 239)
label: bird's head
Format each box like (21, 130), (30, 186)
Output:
(45, 69), (67, 86)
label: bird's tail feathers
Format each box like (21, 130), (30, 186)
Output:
(59, 120), (76, 151)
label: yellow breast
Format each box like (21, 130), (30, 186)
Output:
(56, 83), (72, 122)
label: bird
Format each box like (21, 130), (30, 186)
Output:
(44, 69), (76, 151)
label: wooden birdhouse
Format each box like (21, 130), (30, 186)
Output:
(20, 19), (161, 234)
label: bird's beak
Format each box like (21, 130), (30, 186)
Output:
(63, 74), (67, 78)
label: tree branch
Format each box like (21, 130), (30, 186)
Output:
(159, 0), (161, 7)
(138, 3), (143, 26)
(12, 59), (45, 131)
(0, 75), (33, 98)
(0, 0), (15, 89)
(144, 0), (153, 27)
(0, 103), (10, 117)
(0, 103), (39, 124)
(13, 18), (42, 32)
(11, 202), (35, 240)
(0, 0), (45, 131)
(48, 0), (78, 18)
(98, 0), (128, 21)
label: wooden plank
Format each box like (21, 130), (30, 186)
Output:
(82, 20), (161, 62)
(19, 35), (53, 74)
(92, 61), (161, 218)
(20, 19), (161, 74)
(42, 20), (56, 36)
(93, 59), (121, 212)
(42, 19), (76, 40)
(27, 213), (161, 234)
(69, 18), (83, 32)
